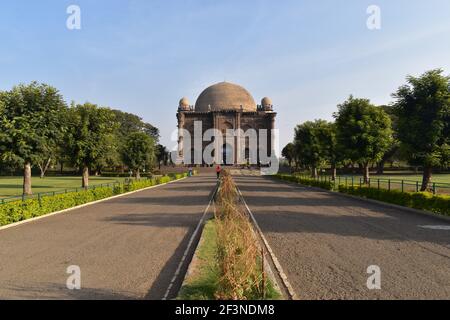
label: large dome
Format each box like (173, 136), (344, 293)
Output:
(195, 82), (257, 112)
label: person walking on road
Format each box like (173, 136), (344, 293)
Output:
(216, 165), (222, 179)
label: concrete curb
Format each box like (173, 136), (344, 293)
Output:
(166, 183), (219, 300)
(236, 186), (298, 300)
(0, 177), (188, 232)
(270, 177), (450, 224)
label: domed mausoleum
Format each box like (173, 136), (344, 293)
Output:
(176, 82), (276, 165)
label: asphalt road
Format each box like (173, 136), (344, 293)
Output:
(0, 175), (217, 300)
(235, 175), (450, 299)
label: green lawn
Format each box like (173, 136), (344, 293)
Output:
(0, 176), (128, 198)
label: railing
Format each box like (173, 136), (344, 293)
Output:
(295, 174), (450, 195)
(0, 181), (124, 205)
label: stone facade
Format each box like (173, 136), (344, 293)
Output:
(176, 82), (276, 165)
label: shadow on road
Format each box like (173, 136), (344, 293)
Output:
(234, 175), (450, 248)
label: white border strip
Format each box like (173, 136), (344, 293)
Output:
(0, 177), (188, 232)
(162, 185), (218, 300)
(237, 187), (299, 300)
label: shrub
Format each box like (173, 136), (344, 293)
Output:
(274, 174), (450, 217)
(338, 185), (450, 216)
(0, 173), (189, 227)
(275, 174), (334, 190)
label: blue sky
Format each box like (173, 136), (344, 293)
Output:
(1, 0), (450, 150)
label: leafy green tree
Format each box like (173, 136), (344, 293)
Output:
(375, 105), (401, 174)
(112, 109), (159, 141)
(0, 82), (67, 195)
(294, 120), (333, 178)
(323, 123), (340, 180)
(121, 132), (156, 179)
(111, 109), (159, 171)
(393, 69), (450, 191)
(156, 144), (169, 169)
(334, 96), (393, 183)
(65, 103), (118, 188)
(282, 143), (295, 168)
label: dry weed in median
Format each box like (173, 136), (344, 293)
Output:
(214, 171), (266, 300)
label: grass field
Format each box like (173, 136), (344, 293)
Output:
(0, 176), (128, 198)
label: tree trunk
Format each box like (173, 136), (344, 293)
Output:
(311, 167), (318, 179)
(39, 158), (51, 179)
(23, 162), (32, 195)
(363, 164), (370, 184)
(421, 166), (432, 192)
(377, 160), (385, 175)
(136, 168), (141, 180)
(331, 164), (337, 181)
(82, 166), (89, 189)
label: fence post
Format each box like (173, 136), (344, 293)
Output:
(433, 183), (436, 195)
(352, 177), (354, 188)
(378, 179), (380, 190)
(359, 178), (362, 188)
(388, 179), (391, 191)
(416, 181), (419, 193)
(401, 180), (404, 193)
(38, 193), (42, 207)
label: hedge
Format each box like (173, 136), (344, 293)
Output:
(273, 174), (450, 217)
(0, 173), (188, 227)
(275, 174), (334, 190)
(338, 185), (450, 216)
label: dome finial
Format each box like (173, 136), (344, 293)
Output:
(261, 97), (273, 111)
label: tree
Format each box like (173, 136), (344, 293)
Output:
(282, 143), (295, 168)
(393, 69), (450, 191)
(121, 132), (156, 179)
(294, 120), (333, 178)
(111, 109), (159, 171)
(0, 82), (67, 195)
(334, 96), (393, 183)
(323, 123), (340, 180)
(65, 103), (118, 188)
(112, 109), (159, 141)
(376, 105), (401, 174)
(156, 144), (169, 169)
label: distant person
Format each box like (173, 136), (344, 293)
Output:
(216, 165), (222, 179)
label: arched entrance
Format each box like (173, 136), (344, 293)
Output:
(222, 143), (234, 165)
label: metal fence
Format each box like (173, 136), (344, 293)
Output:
(0, 174), (176, 205)
(0, 180), (125, 205)
(296, 174), (450, 195)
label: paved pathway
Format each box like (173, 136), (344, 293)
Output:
(235, 175), (450, 299)
(0, 175), (217, 300)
